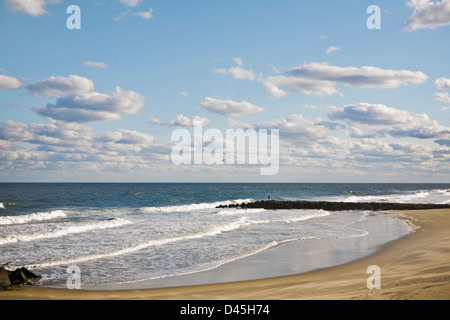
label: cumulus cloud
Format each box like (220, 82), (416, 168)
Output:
(261, 62), (428, 98)
(1, 0), (60, 16)
(329, 103), (450, 139)
(169, 114), (210, 128)
(0, 74), (22, 91)
(83, 61), (108, 69)
(435, 77), (450, 90)
(199, 97), (265, 117)
(34, 87), (145, 123)
(405, 0), (450, 31)
(26, 75), (95, 97)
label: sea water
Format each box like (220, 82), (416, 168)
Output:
(0, 183), (448, 288)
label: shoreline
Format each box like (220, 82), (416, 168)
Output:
(1, 209), (449, 300)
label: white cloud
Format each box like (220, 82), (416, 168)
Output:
(100, 129), (154, 145)
(199, 97), (265, 117)
(435, 77), (450, 90)
(405, 0), (450, 31)
(149, 117), (164, 125)
(261, 74), (338, 98)
(0, 74), (22, 91)
(434, 92), (450, 104)
(326, 46), (340, 54)
(261, 62), (428, 98)
(1, 0), (60, 16)
(34, 87), (145, 123)
(26, 75), (95, 97)
(83, 61), (108, 69)
(169, 114), (210, 128)
(119, 0), (142, 7)
(115, 6), (153, 20)
(329, 103), (450, 139)
(213, 66), (255, 81)
(135, 7), (153, 20)
(213, 58), (255, 81)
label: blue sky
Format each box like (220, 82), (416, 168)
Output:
(0, 0), (449, 182)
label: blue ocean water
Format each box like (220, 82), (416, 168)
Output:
(0, 183), (449, 288)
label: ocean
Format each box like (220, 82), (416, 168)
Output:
(0, 183), (449, 289)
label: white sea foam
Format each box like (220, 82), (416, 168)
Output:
(217, 208), (266, 216)
(0, 218), (132, 245)
(0, 203), (4, 209)
(24, 211), (333, 269)
(0, 210), (67, 225)
(341, 191), (429, 203)
(24, 217), (250, 268)
(336, 189), (450, 204)
(140, 198), (255, 213)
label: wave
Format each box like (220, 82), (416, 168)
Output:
(0, 210), (67, 226)
(23, 218), (250, 268)
(340, 191), (430, 203)
(25, 211), (332, 268)
(218, 208), (330, 222)
(140, 198), (255, 213)
(0, 218), (132, 245)
(0, 203), (4, 209)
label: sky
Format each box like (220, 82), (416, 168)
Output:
(0, 0), (449, 182)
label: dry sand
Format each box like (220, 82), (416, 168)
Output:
(1, 209), (449, 300)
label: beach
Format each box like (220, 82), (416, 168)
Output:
(1, 209), (449, 300)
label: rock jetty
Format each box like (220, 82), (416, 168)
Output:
(216, 200), (450, 211)
(0, 267), (40, 290)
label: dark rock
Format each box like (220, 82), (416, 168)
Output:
(19, 267), (40, 280)
(0, 268), (11, 291)
(8, 269), (30, 286)
(216, 200), (450, 211)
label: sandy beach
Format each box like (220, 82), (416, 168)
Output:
(1, 209), (449, 300)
